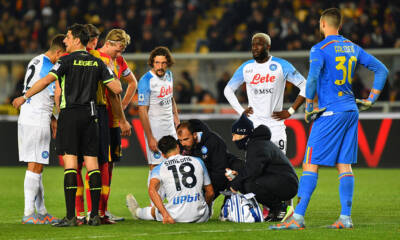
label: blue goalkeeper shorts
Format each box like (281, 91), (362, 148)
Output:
(303, 110), (358, 166)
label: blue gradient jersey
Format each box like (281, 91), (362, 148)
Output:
(306, 35), (388, 112)
(19, 54), (55, 127)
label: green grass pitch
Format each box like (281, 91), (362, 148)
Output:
(0, 167), (398, 240)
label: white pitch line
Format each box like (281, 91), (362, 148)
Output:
(9, 222), (399, 240)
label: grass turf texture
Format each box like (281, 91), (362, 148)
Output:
(0, 167), (398, 240)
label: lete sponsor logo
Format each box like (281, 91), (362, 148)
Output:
(250, 73), (275, 84)
(157, 85), (172, 98)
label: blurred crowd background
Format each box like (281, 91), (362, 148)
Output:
(1, 0), (400, 114)
(1, 0), (400, 53)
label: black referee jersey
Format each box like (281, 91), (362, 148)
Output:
(49, 50), (114, 109)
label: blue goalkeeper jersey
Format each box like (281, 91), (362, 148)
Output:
(306, 35), (388, 112)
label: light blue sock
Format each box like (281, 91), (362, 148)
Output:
(339, 172), (354, 216)
(294, 171), (318, 216)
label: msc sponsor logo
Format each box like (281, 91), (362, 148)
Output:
(250, 73), (275, 84)
(173, 193), (201, 205)
(253, 88), (274, 95)
(159, 97), (172, 106)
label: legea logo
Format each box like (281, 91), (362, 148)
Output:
(250, 74), (275, 84)
(157, 86), (172, 98)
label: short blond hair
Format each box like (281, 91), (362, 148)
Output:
(105, 29), (131, 47)
(252, 33), (271, 46)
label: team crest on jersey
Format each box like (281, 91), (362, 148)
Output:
(269, 64), (277, 71)
(201, 146), (208, 154)
(42, 151), (49, 159)
(154, 151), (161, 159)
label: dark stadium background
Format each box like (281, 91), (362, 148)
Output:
(0, 0), (399, 168)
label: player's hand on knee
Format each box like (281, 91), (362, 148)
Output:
(272, 110), (291, 120)
(355, 99), (372, 111)
(243, 107), (253, 117)
(163, 214), (175, 224)
(305, 107), (326, 123)
(120, 119), (132, 136)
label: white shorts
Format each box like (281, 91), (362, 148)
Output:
(155, 205), (210, 223)
(269, 125), (287, 154)
(145, 132), (177, 165)
(18, 124), (51, 164)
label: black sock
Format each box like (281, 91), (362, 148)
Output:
(88, 169), (101, 218)
(64, 169), (77, 219)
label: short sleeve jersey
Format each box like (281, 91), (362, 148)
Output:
(18, 54), (56, 127)
(49, 50), (114, 109)
(106, 55), (132, 128)
(227, 57), (306, 128)
(137, 70), (175, 138)
(151, 154), (211, 222)
(89, 49), (112, 106)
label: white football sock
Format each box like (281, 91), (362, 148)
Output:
(24, 170), (40, 216)
(35, 173), (47, 215)
(137, 207), (155, 220)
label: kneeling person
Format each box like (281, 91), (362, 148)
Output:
(127, 135), (214, 224)
(227, 114), (299, 222)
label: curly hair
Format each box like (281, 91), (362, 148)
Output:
(148, 46), (175, 68)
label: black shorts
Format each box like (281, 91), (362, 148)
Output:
(77, 105), (110, 163)
(56, 107), (98, 157)
(244, 174), (298, 208)
(109, 127), (121, 162)
(97, 106), (110, 164)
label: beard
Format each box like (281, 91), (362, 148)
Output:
(253, 50), (268, 63)
(155, 69), (165, 77)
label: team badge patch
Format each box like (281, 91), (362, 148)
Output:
(153, 151), (161, 159)
(42, 151), (49, 159)
(138, 93), (144, 102)
(269, 64), (277, 71)
(201, 146), (208, 154)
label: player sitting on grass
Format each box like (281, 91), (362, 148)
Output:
(126, 135), (214, 224)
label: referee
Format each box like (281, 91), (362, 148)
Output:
(13, 24), (122, 226)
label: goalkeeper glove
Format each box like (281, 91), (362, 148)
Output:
(305, 107), (326, 123)
(355, 99), (372, 111)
